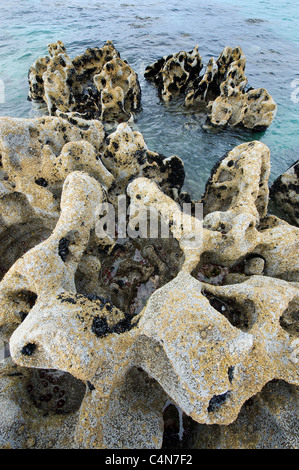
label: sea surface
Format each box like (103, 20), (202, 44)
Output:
(0, 0), (298, 199)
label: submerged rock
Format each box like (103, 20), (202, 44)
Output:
(28, 40), (141, 122)
(270, 160), (299, 226)
(145, 45), (277, 130)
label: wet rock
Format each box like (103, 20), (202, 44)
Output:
(144, 45), (203, 102)
(28, 40), (141, 122)
(0, 115), (183, 229)
(146, 45), (277, 130)
(189, 46), (277, 129)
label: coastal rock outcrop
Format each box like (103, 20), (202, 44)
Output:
(270, 160), (299, 227)
(0, 114), (183, 227)
(145, 46), (277, 130)
(28, 41), (141, 122)
(0, 115), (298, 448)
(144, 45), (202, 102)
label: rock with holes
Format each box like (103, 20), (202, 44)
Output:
(0, 170), (167, 448)
(0, 115), (184, 229)
(145, 45), (276, 129)
(93, 57), (141, 122)
(188, 46), (277, 129)
(0, 132), (298, 449)
(0, 357), (85, 449)
(0, 114), (107, 226)
(128, 142), (299, 281)
(134, 271), (299, 425)
(28, 40), (141, 122)
(185, 46), (248, 109)
(144, 45), (202, 102)
(270, 160), (299, 227)
(0, 113), (185, 315)
(101, 122), (185, 205)
(200, 141), (299, 280)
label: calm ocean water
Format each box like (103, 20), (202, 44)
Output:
(0, 0), (298, 199)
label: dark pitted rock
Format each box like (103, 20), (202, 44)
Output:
(187, 46), (277, 130)
(270, 160), (299, 226)
(144, 45), (203, 102)
(145, 45), (277, 130)
(28, 40), (141, 123)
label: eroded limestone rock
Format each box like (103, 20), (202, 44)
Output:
(145, 45), (277, 130)
(193, 379), (299, 449)
(270, 160), (299, 227)
(0, 114), (183, 229)
(0, 121), (298, 448)
(28, 41), (141, 122)
(0, 115), (107, 225)
(144, 45), (202, 102)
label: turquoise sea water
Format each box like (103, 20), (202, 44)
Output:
(0, 0), (298, 199)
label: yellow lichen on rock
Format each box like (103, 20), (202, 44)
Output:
(0, 96), (297, 448)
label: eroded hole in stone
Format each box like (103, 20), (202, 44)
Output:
(203, 190), (234, 216)
(192, 258), (245, 286)
(207, 391), (231, 413)
(35, 177), (48, 187)
(75, 237), (183, 317)
(58, 230), (82, 263)
(202, 289), (256, 331)
(279, 299), (299, 337)
(228, 366), (235, 383)
(26, 368), (86, 414)
(8, 290), (38, 323)
(162, 402), (198, 449)
(192, 263), (230, 285)
(18, 290), (37, 308)
(217, 168), (235, 183)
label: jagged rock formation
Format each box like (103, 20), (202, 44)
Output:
(145, 46), (277, 130)
(0, 115), (298, 449)
(144, 45), (202, 102)
(270, 160), (299, 227)
(0, 114), (183, 228)
(28, 41), (141, 122)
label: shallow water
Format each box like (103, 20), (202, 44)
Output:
(0, 0), (298, 199)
